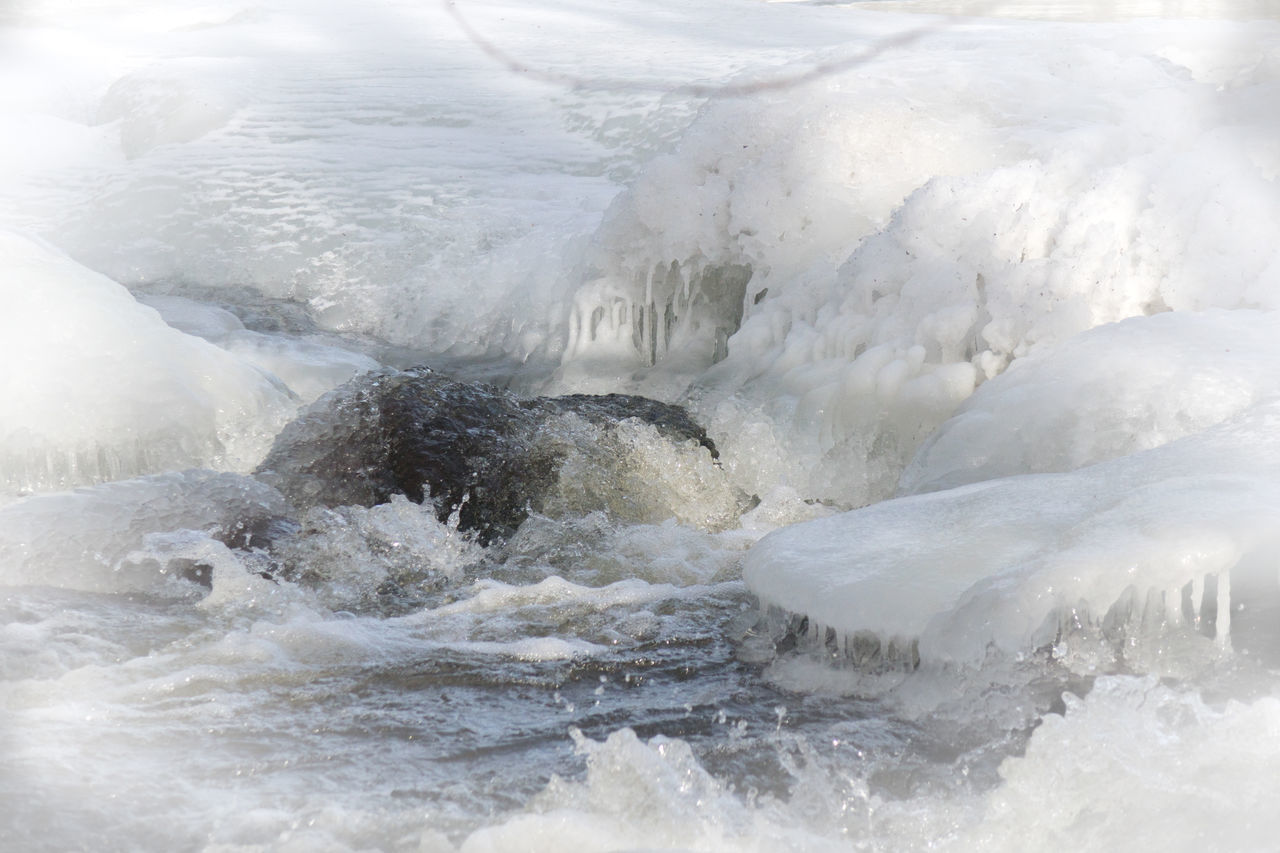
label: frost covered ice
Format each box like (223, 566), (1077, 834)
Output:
(0, 231), (297, 494)
(747, 399), (1280, 669)
(556, 9), (1280, 504)
(744, 310), (1280, 669)
(4, 0), (1280, 851)
(900, 310), (1280, 493)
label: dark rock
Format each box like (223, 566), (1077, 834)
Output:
(255, 367), (721, 544)
(536, 394), (718, 461)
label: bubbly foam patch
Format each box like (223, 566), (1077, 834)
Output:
(540, 417), (753, 533)
(458, 727), (852, 853)
(947, 676), (1280, 851)
(271, 496), (486, 613)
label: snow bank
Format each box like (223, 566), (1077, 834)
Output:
(0, 232), (296, 494)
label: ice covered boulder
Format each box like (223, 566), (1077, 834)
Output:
(0, 231), (297, 494)
(556, 26), (1280, 509)
(256, 368), (746, 543)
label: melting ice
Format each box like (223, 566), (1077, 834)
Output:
(3, 0), (1280, 851)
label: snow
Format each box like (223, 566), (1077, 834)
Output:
(555, 13), (1280, 505)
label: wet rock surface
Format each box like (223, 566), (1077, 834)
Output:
(255, 367), (722, 544)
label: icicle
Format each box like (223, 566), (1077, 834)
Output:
(1217, 571), (1232, 648)
(1165, 583), (1183, 627)
(1182, 577), (1202, 632)
(1140, 586), (1165, 635)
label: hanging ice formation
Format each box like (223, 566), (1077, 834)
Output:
(565, 258), (754, 371)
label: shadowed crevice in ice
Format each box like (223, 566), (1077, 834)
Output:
(563, 259), (754, 377)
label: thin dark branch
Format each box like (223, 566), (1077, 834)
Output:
(442, 0), (998, 98)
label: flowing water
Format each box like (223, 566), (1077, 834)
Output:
(3, 1), (1280, 850)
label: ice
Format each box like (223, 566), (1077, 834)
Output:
(556, 16), (1280, 507)
(901, 310), (1280, 494)
(140, 293), (380, 403)
(0, 232), (298, 494)
(0, 469), (291, 594)
(0, 0), (896, 367)
(6, 0), (1280, 849)
(96, 60), (246, 159)
(746, 399), (1280, 669)
(853, 0), (1280, 22)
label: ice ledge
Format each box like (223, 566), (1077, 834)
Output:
(743, 400), (1280, 670)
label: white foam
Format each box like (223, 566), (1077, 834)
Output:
(539, 417), (751, 533)
(459, 727), (850, 853)
(423, 576), (686, 619)
(270, 496), (486, 612)
(947, 676), (1280, 851)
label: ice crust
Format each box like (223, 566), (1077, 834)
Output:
(139, 293), (380, 404)
(0, 232), (297, 494)
(0, 469), (291, 594)
(746, 399), (1280, 667)
(556, 18), (1280, 505)
(901, 310), (1280, 494)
